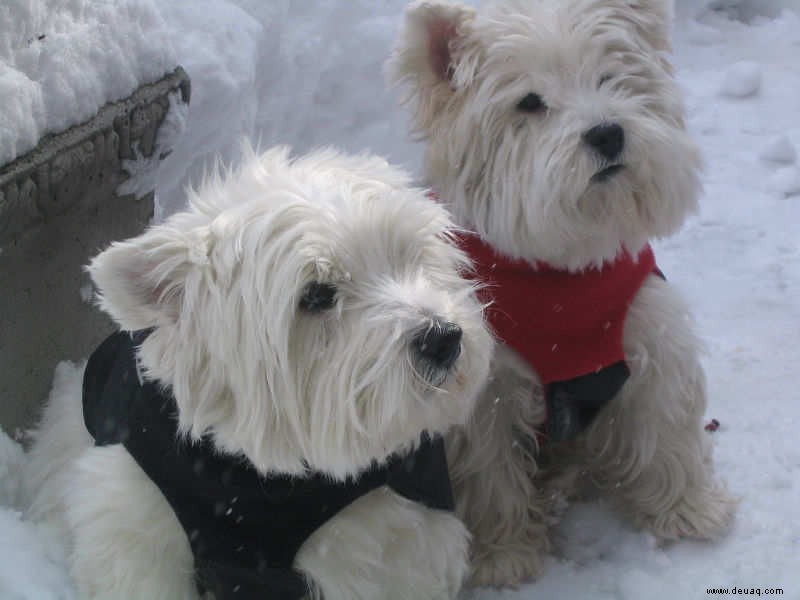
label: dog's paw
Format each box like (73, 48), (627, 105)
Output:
(637, 481), (737, 541)
(467, 542), (548, 589)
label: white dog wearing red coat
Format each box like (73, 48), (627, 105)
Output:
(389, 0), (736, 587)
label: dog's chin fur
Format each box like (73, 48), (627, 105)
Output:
(24, 145), (493, 599)
(389, 0), (737, 588)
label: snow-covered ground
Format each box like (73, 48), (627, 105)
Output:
(1, 1), (799, 598)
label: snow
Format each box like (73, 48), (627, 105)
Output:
(0, 429), (75, 599)
(116, 90), (189, 200)
(147, 1), (425, 216)
(770, 167), (800, 197)
(683, 19), (726, 46)
(760, 135), (797, 164)
(78, 284), (93, 305)
(0, 428), (24, 508)
(719, 60), (763, 98)
(678, 0), (800, 22)
(0, 507), (75, 600)
(2, 1), (800, 599)
(149, 0), (262, 218)
(0, 0), (178, 166)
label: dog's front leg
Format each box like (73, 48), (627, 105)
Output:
(295, 487), (470, 600)
(582, 277), (737, 540)
(65, 445), (199, 600)
(446, 346), (552, 588)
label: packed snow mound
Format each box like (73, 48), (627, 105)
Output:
(770, 167), (800, 197)
(760, 135), (797, 164)
(0, 428), (73, 599)
(719, 60), (762, 98)
(0, 508), (75, 600)
(0, 0), (178, 165)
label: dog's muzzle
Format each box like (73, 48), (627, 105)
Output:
(412, 319), (463, 386)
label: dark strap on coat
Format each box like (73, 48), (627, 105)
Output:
(545, 361), (630, 442)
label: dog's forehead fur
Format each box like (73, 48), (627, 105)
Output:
(199, 146), (456, 267)
(473, 3), (672, 92)
(477, 0), (673, 46)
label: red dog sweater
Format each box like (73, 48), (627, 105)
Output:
(459, 233), (661, 441)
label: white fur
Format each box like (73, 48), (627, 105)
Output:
(389, 0), (736, 587)
(296, 488), (470, 600)
(25, 145), (494, 599)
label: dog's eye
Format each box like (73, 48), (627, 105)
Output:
(299, 282), (337, 312)
(516, 92), (546, 113)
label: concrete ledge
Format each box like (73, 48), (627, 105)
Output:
(0, 67), (190, 436)
(0, 67), (190, 241)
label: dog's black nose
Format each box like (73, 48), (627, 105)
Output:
(583, 123), (625, 160)
(414, 320), (463, 371)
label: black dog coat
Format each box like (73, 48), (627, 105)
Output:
(82, 331), (455, 599)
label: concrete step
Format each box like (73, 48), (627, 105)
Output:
(0, 67), (190, 437)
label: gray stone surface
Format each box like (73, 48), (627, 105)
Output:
(0, 67), (190, 436)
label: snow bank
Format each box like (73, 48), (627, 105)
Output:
(0, 0), (178, 166)
(0, 507), (75, 600)
(0, 429), (74, 599)
(151, 0), (262, 217)
(152, 0), (423, 216)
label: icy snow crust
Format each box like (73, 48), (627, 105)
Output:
(2, 1), (800, 599)
(0, 0), (177, 166)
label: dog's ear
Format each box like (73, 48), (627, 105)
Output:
(88, 223), (211, 331)
(615, 0), (674, 52)
(386, 1), (476, 132)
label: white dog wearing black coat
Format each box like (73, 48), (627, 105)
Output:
(389, 0), (736, 587)
(24, 146), (493, 599)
